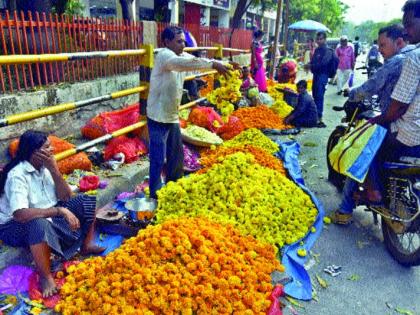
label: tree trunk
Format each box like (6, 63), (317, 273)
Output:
(120, 0), (134, 21)
(283, 0), (289, 52)
(228, 0), (252, 49)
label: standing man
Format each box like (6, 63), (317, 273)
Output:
(354, 36), (361, 60)
(146, 26), (229, 199)
(335, 35), (355, 95)
(306, 31), (333, 128)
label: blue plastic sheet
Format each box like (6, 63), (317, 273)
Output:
(93, 198), (131, 256)
(276, 140), (325, 301)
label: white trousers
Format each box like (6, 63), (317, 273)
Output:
(337, 69), (352, 91)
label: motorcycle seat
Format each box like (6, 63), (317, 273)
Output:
(384, 156), (420, 175)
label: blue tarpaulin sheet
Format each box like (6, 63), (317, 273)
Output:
(276, 140), (325, 301)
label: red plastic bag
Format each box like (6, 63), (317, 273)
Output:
(81, 104), (141, 139)
(79, 175), (100, 192)
(188, 106), (223, 132)
(104, 136), (148, 163)
(216, 115), (245, 140)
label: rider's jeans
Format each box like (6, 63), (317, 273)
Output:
(339, 178), (358, 214)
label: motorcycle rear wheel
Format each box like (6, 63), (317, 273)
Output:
(382, 217), (420, 266)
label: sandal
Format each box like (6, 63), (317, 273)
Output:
(331, 210), (353, 226)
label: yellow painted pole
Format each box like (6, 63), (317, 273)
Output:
(178, 97), (207, 111)
(0, 85), (147, 127)
(54, 120), (148, 161)
(184, 70), (217, 81)
(184, 47), (219, 52)
(223, 48), (250, 53)
(0, 49), (147, 65)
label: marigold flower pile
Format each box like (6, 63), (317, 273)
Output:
(198, 145), (286, 175)
(266, 82), (295, 118)
(232, 105), (292, 130)
(156, 153), (318, 247)
(223, 128), (279, 154)
(56, 217), (284, 315)
(207, 70), (242, 117)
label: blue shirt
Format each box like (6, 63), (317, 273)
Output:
(349, 45), (416, 113)
(292, 91), (318, 125)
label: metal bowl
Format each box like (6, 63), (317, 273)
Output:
(124, 198), (157, 222)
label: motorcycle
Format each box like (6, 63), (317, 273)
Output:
(356, 60), (382, 78)
(326, 99), (420, 266)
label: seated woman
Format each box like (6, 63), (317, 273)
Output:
(0, 130), (105, 297)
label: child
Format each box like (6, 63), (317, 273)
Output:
(284, 80), (318, 128)
(240, 66), (261, 106)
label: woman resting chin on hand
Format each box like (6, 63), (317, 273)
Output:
(0, 130), (105, 297)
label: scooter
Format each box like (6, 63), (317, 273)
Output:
(326, 99), (420, 266)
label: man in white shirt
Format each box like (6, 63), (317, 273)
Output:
(366, 0), (420, 202)
(146, 26), (229, 198)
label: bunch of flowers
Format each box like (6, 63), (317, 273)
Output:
(56, 217), (284, 314)
(198, 144), (286, 175)
(207, 70), (242, 117)
(156, 153), (318, 248)
(270, 99), (294, 118)
(223, 128), (279, 154)
(232, 105), (291, 130)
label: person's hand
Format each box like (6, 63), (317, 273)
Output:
(32, 148), (59, 173)
(212, 61), (229, 75)
(57, 207), (80, 231)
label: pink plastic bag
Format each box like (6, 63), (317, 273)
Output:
(267, 285), (285, 315)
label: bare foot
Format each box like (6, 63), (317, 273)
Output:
(80, 244), (106, 255)
(41, 276), (58, 298)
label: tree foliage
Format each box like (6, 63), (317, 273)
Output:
(288, 0), (348, 33)
(341, 18), (402, 43)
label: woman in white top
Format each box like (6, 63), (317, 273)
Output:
(0, 130), (104, 297)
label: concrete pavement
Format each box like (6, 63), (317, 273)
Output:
(278, 65), (420, 315)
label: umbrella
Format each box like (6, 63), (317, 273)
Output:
(288, 20), (331, 33)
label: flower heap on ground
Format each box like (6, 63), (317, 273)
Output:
(232, 105), (292, 130)
(222, 128), (279, 154)
(207, 70), (242, 117)
(56, 217), (284, 315)
(156, 152), (318, 248)
(266, 82), (295, 118)
(198, 144), (286, 175)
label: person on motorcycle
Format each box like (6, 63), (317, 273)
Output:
(366, 40), (383, 76)
(332, 23), (417, 225)
(365, 0), (420, 204)
(349, 24), (416, 114)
